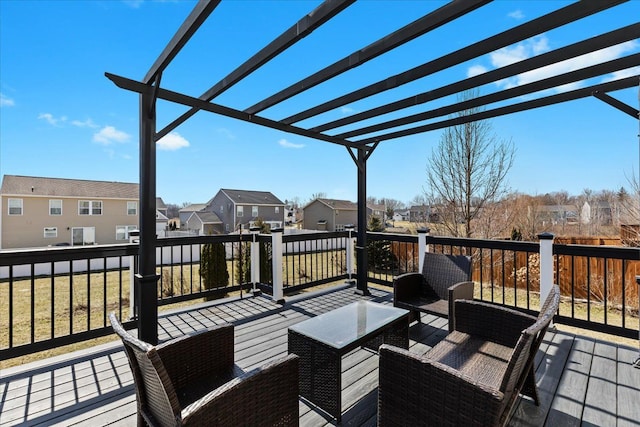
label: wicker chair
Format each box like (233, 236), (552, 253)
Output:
(393, 252), (473, 331)
(378, 285), (560, 427)
(109, 313), (299, 427)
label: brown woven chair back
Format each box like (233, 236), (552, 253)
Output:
(420, 252), (472, 300)
(109, 313), (181, 427)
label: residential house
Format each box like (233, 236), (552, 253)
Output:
(408, 205), (430, 222)
(366, 203), (386, 223)
(392, 210), (410, 222)
(537, 205), (579, 226)
(185, 211), (223, 235)
(303, 198), (357, 231)
(0, 175), (145, 249)
(179, 203), (207, 228)
(204, 189), (285, 233)
(581, 200), (613, 225)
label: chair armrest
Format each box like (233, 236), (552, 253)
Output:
(447, 281), (474, 332)
(454, 300), (536, 347)
(182, 354), (299, 426)
(157, 323), (235, 393)
(378, 344), (504, 426)
(393, 272), (423, 302)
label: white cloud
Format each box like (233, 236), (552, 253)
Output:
(0, 93), (15, 107)
(157, 132), (190, 151)
(278, 139), (305, 149)
(123, 0), (143, 8)
(217, 128), (236, 140)
(467, 65), (487, 78)
(508, 10), (524, 20)
(38, 113), (67, 126)
(340, 107), (356, 115)
(93, 126), (131, 144)
(72, 118), (99, 128)
(601, 66), (640, 83)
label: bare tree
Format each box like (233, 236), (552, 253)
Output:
(425, 89), (515, 237)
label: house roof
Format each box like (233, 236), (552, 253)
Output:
(367, 203), (386, 212)
(220, 189), (284, 206)
(1, 175), (138, 199)
(156, 197), (167, 210)
(309, 198), (357, 211)
(189, 211), (222, 224)
(179, 203), (207, 212)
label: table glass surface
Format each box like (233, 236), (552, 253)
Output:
(288, 301), (408, 349)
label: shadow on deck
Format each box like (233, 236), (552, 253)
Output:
(1, 284), (639, 426)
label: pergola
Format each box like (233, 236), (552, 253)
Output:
(106, 0), (640, 343)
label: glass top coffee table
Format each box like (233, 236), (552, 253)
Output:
(288, 301), (409, 422)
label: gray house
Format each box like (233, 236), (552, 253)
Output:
(185, 211), (223, 235)
(303, 198), (358, 231)
(205, 189), (285, 233)
(179, 203), (207, 227)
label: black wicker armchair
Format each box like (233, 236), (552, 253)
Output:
(393, 252), (473, 331)
(109, 313), (299, 426)
(378, 285), (560, 427)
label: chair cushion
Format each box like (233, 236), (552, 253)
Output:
(398, 297), (449, 318)
(428, 331), (513, 391)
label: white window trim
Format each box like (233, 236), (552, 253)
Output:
(116, 225), (138, 241)
(8, 198), (23, 215)
(252, 205), (258, 217)
(44, 227), (58, 238)
(49, 199), (62, 216)
(237, 205), (244, 217)
(127, 201), (137, 216)
(78, 200), (103, 215)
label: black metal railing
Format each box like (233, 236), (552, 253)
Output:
(2, 231), (639, 360)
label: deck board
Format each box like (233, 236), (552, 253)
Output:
(1, 285), (638, 427)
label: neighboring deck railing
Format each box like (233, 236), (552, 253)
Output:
(1, 230), (639, 360)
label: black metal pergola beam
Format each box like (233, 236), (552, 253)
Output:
(144, 0), (221, 85)
(156, 0), (355, 141)
(106, 72), (357, 148)
(593, 90), (640, 119)
(281, 0), (626, 125)
(354, 76), (640, 145)
(337, 53), (640, 139)
(244, 0), (491, 116)
(313, 23), (640, 134)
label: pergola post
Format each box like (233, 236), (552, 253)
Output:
(355, 147), (370, 296)
(136, 87), (160, 344)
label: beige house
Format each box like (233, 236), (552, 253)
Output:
(0, 175), (141, 249)
(303, 198), (358, 231)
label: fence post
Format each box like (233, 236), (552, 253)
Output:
(538, 232), (554, 311)
(418, 228), (429, 273)
(634, 276), (640, 368)
(250, 226), (261, 295)
(345, 224), (355, 284)
(128, 230), (140, 320)
(271, 228), (284, 304)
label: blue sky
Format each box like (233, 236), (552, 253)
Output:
(1, 0), (639, 207)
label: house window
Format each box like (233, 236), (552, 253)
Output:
(116, 225), (138, 240)
(72, 227), (95, 245)
(49, 199), (62, 216)
(225, 223), (230, 232)
(44, 227), (57, 238)
(275, 206), (280, 213)
(237, 206), (243, 217)
(127, 201), (137, 216)
(220, 205), (224, 213)
(8, 198), (23, 215)
(252, 206), (258, 217)
(79, 200), (102, 215)
(336, 224), (346, 232)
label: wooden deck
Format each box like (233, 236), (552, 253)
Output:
(1, 284), (639, 426)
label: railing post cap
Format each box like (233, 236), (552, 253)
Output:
(418, 228), (430, 234)
(249, 226), (261, 232)
(345, 224), (355, 230)
(129, 230), (140, 237)
(271, 227), (284, 233)
(538, 232), (555, 240)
